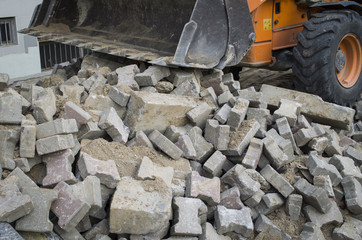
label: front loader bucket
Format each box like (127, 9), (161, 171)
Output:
(24, 0), (255, 69)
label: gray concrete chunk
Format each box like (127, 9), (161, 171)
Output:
(0, 93), (24, 124)
(341, 176), (362, 215)
(135, 66), (170, 86)
(98, 107), (130, 144)
(36, 118), (78, 139)
(260, 164), (294, 198)
(149, 130), (183, 160)
(186, 102), (213, 129)
(285, 194), (303, 221)
(0, 129), (19, 170)
(299, 222), (326, 240)
(187, 127), (214, 163)
(36, 134), (75, 155)
(303, 201), (343, 227)
(332, 216), (362, 240)
(0, 222), (24, 240)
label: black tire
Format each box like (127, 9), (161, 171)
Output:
(292, 10), (362, 105)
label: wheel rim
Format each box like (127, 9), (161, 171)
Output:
(336, 34), (362, 88)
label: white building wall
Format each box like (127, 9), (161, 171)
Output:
(0, 0), (42, 78)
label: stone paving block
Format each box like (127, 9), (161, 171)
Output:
(108, 85), (132, 107)
(285, 194), (303, 221)
(125, 91), (199, 134)
(36, 134), (75, 155)
(164, 124), (192, 142)
(84, 219), (109, 240)
(77, 122), (106, 140)
(224, 120), (260, 156)
(149, 130), (183, 160)
(341, 176), (362, 215)
(171, 197), (207, 236)
(54, 224), (85, 240)
(214, 104), (232, 124)
(332, 216), (362, 240)
(135, 65), (170, 87)
(203, 151), (227, 177)
(306, 152), (342, 186)
(186, 171), (220, 205)
(8, 167), (37, 190)
(218, 91), (234, 106)
(0, 73), (9, 90)
(200, 71), (225, 96)
(36, 118), (78, 139)
(33, 88), (56, 124)
(273, 99), (302, 127)
(42, 149), (76, 186)
(84, 93), (126, 119)
(294, 178), (332, 213)
(265, 128), (294, 161)
(246, 107), (270, 134)
(0, 93), (24, 124)
(51, 181), (91, 231)
(6, 88), (31, 113)
(186, 102), (213, 129)
(330, 155), (362, 181)
(137, 156), (174, 187)
(200, 222), (231, 240)
(175, 135), (197, 159)
(255, 214), (291, 239)
(98, 107), (130, 144)
(110, 178), (172, 235)
(244, 169), (270, 191)
(220, 186), (244, 210)
(0, 222), (24, 240)
(214, 205), (253, 237)
(20, 122), (36, 158)
(76, 215), (92, 233)
(0, 129), (19, 170)
(256, 193), (285, 215)
(293, 128), (316, 147)
(204, 120), (230, 151)
(115, 64), (140, 90)
(345, 146), (362, 167)
(221, 164), (260, 201)
(262, 136), (289, 170)
(15, 187), (58, 232)
(235, 89), (263, 108)
(0, 176), (33, 222)
(308, 137), (328, 154)
(276, 117), (300, 154)
(187, 127), (214, 163)
(244, 189), (265, 208)
(324, 130), (343, 156)
(260, 84), (355, 130)
(260, 164), (294, 198)
(227, 98), (249, 131)
(88, 185), (114, 220)
(60, 85), (85, 103)
(303, 200), (343, 227)
(299, 222), (326, 240)
(313, 175), (335, 198)
(200, 87), (218, 108)
(64, 101), (92, 126)
(127, 130), (154, 149)
(242, 138), (263, 169)
(14, 158), (30, 172)
(78, 152), (121, 189)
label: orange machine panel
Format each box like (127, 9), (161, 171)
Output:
(251, 0), (274, 43)
(272, 26), (304, 50)
(273, 0), (308, 29)
(240, 41), (273, 65)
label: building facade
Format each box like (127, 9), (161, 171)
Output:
(0, 0), (42, 79)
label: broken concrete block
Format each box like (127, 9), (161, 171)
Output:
(262, 136), (289, 170)
(244, 169), (270, 191)
(313, 175), (335, 198)
(308, 137), (328, 154)
(33, 88), (56, 124)
(285, 194), (303, 221)
(332, 216), (362, 240)
(186, 171), (220, 205)
(115, 64), (140, 90)
(186, 102), (213, 129)
(0, 93), (24, 124)
(218, 91), (234, 106)
(137, 156), (174, 188)
(0, 222), (24, 240)
(201, 71), (225, 96)
(306, 152), (342, 186)
(276, 117), (300, 154)
(8, 167), (37, 190)
(214, 206), (253, 237)
(135, 66), (170, 87)
(214, 104), (232, 124)
(244, 189), (265, 208)
(0, 129), (19, 170)
(324, 130), (343, 156)
(242, 138), (263, 169)
(108, 85), (132, 107)
(341, 176), (362, 215)
(0, 73), (9, 90)
(187, 127), (214, 163)
(171, 197), (207, 236)
(235, 89), (263, 108)
(15, 187), (58, 232)
(203, 151), (227, 177)
(148, 130), (183, 160)
(14, 158), (30, 173)
(224, 120), (260, 156)
(0, 176), (33, 222)
(273, 99), (302, 127)
(127, 130), (154, 149)
(265, 128), (294, 161)
(60, 85), (84, 103)
(64, 101), (92, 126)
(76, 215), (92, 233)
(88, 185), (114, 220)
(125, 91), (199, 134)
(260, 164), (294, 198)
(227, 98), (249, 131)
(51, 181), (91, 232)
(83, 219), (109, 240)
(175, 135), (197, 159)
(200, 222), (231, 240)
(260, 84), (355, 130)
(84, 93), (126, 119)
(6, 88), (31, 113)
(330, 155), (362, 181)
(36, 134), (75, 155)
(200, 87), (218, 108)
(299, 222), (326, 240)
(294, 178), (332, 213)
(345, 146), (362, 167)
(255, 214), (291, 239)
(204, 120), (230, 151)
(220, 187), (244, 210)
(164, 125), (191, 142)
(98, 107), (130, 144)
(77, 122), (105, 140)
(246, 107), (270, 134)
(36, 118), (78, 139)
(221, 164), (260, 201)
(78, 152), (120, 189)
(20, 121), (36, 158)
(303, 201), (343, 227)
(110, 178), (172, 235)
(256, 193), (285, 215)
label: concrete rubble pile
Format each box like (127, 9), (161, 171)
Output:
(0, 54), (361, 240)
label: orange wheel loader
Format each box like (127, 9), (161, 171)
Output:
(22, 0), (362, 105)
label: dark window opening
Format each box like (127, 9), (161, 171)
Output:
(0, 17), (17, 46)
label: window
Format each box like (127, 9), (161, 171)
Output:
(0, 17), (17, 46)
